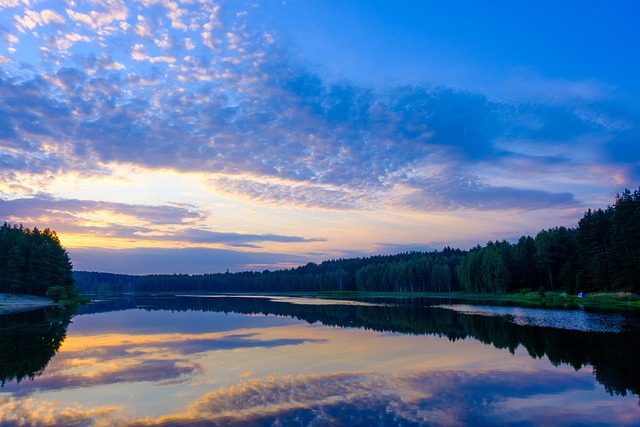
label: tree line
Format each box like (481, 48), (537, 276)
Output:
(74, 188), (640, 295)
(75, 248), (466, 294)
(0, 223), (79, 301)
(457, 188), (640, 294)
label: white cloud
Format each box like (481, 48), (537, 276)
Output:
(131, 43), (148, 61)
(66, 32), (92, 43)
(226, 32), (242, 50)
(0, 0), (20, 8)
(14, 9), (43, 31)
(5, 32), (19, 43)
(166, 1), (188, 31)
(65, 1), (129, 35)
(135, 14), (153, 38)
(41, 9), (66, 24)
(0, 55), (11, 63)
(154, 33), (172, 48)
(45, 32), (93, 53)
(263, 32), (275, 44)
(201, 5), (222, 50)
(104, 60), (125, 70)
(13, 8), (66, 32)
(129, 43), (175, 64)
(65, 8), (97, 30)
(149, 55), (175, 64)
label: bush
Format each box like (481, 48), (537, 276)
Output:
(46, 286), (67, 302)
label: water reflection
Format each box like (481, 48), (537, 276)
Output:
(163, 369), (608, 426)
(86, 293), (640, 400)
(1, 295), (639, 426)
(435, 303), (634, 332)
(0, 306), (74, 387)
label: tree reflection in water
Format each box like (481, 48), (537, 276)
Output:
(80, 294), (640, 401)
(0, 306), (75, 387)
(2, 294), (639, 404)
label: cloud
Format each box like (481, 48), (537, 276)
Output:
(175, 228), (325, 245)
(0, 1), (20, 9)
(2, 0), (636, 219)
(40, 9), (65, 25)
(0, 195), (203, 225)
(64, 1), (129, 35)
(69, 246), (315, 274)
(392, 183), (579, 212)
(209, 176), (379, 211)
(14, 9), (65, 32)
(0, 0), (638, 266)
(0, 196), (323, 257)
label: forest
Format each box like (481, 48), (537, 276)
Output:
(0, 223), (79, 302)
(75, 188), (640, 295)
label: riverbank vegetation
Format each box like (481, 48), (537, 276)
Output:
(74, 188), (640, 302)
(0, 223), (81, 304)
(504, 290), (640, 309)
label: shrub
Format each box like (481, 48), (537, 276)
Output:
(46, 286), (67, 302)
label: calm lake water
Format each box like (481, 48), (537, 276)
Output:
(2, 294), (640, 426)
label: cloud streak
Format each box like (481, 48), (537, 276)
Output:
(69, 247), (314, 274)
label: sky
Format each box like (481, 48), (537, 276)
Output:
(1, 0), (639, 274)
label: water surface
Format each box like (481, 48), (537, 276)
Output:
(1, 295), (639, 426)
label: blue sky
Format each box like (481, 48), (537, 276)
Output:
(1, 0), (639, 274)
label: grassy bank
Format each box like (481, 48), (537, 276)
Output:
(312, 290), (640, 310)
(506, 291), (640, 309)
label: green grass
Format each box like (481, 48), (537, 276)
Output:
(505, 291), (640, 309)
(312, 290), (640, 310)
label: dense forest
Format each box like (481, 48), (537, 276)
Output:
(0, 223), (79, 301)
(74, 188), (640, 295)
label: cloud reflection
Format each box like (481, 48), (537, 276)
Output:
(0, 352), (640, 426)
(1, 331), (324, 397)
(0, 397), (120, 427)
(128, 368), (635, 426)
(2, 306), (639, 426)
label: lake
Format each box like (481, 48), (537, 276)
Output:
(2, 294), (640, 426)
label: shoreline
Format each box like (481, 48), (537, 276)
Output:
(82, 290), (640, 311)
(0, 293), (56, 314)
